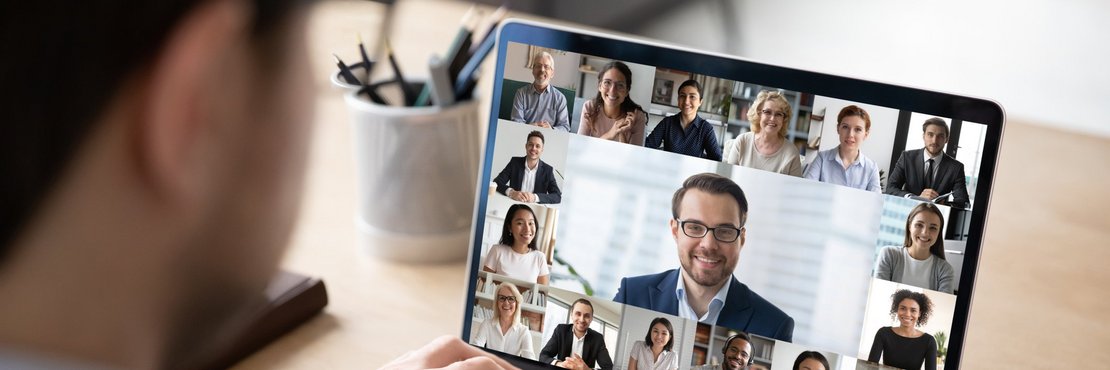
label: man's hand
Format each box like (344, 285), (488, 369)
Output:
(532, 120), (552, 129)
(506, 189), (529, 202)
(379, 336), (519, 370)
(556, 354), (588, 370)
(919, 188), (940, 200)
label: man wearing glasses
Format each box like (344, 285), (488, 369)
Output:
(511, 51), (571, 132)
(614, 173), (795, 342)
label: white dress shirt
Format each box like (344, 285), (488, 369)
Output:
(675, 268), (732, 324)
(471, 318), (537, 360)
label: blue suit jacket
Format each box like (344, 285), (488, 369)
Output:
(492, 156), (561, 204)
(614, 269), (794, 342)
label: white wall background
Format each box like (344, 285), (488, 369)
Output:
(811, 96), (901, 185)
(636, 0), (1110, 138)
(855, 279), (957, 362)
(490, 119), (570, 189)
(504, 42), (581, 90)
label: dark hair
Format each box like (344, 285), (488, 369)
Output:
(570, 298), (594, 315)
(498, 204), (538, 250)
(903, 203), (947, 260)
(889, 289), (933, 327)
(722, 332), (752, 361)
(671, 173), (749, 227)
(837, 105), (872, 131)
(589, 61), (643, 117)
(0, 0), (308, 262)
(792, 351), (830, 370)
(643, 317), (675, 351)
(922, 117), (950, 137)
(527, 130), (545, 144)
(678, 79), (702, 98)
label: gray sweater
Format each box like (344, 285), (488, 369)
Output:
(874, 246), (955, 294)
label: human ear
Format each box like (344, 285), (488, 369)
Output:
(136, 0), (250, 205)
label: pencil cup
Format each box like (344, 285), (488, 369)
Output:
(344, 84), (481, 263)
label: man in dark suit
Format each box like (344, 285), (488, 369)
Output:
(886, 118), (971, 208)
(539, 298), (614, 370)
(614, 173), (795, 342)
(492, 130), (562, 204)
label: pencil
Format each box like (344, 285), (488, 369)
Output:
(333, 54), (361, 86)
(357, 33), (373, 86)
(414, 6), (477, 106)
(384, 40), (417, 106)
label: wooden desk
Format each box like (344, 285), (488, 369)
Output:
(232, 1), (1110, 368)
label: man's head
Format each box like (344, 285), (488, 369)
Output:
(0, 0), (313, 367)
(569, 298), (595, 337)
(525, 130), (545, 161)
(530, 51), (555, 89)
(722, 332), (752, 370)
(670, 173), (748, 289)
(922, 117), (950, 157)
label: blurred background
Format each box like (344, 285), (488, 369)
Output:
(460, 0), (1110, 139)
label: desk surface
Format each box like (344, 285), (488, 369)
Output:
(232, 1), (1110, 368)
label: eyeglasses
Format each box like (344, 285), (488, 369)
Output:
(497, 295), (517, 303)
(600, 79), (628, 92)
(677, 220), (742, 242)
(759, 109), (786, 119)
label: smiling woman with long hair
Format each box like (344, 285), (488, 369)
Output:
(578, 61), (647, 145)
(481, 204), (550, 284)
(873, 202), (956, 293)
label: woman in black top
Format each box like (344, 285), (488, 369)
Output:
(868, 289), (937, 370)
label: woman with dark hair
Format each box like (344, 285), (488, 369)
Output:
(792, 351), (830, 370)
(628, 317), (678, 370)
(874, 203), (956, 293)
(803, 105), (881, 192)
(578, 61), (647, 145)
(645, 79), (722, 160)
(481, 204), (550, 284)
(868, 289), (938, 370)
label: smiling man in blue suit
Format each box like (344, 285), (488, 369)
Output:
(614, 173), (794, 342)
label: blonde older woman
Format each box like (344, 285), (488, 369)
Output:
(724, 90), (803, 177)
(471, 282), (537, 360)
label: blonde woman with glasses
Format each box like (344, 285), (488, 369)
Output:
(724, 90), (803, 177)
(471, 282), (537, 360)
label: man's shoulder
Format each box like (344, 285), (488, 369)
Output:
(943, 153), (965, 169)
(731, 281), (791, 321)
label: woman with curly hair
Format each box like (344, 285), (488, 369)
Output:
(868, 289), (937, 370)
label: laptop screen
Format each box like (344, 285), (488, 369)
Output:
(464, 19), (1003, 370)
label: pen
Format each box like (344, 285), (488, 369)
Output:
(333, 54), (361, 86)
(426, 55), (455, 107)
(414, 6), (476, 106)
(453, 31), (495, 100)
(384, 41), (417, 106)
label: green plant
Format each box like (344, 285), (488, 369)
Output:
(935, 331), (948, 360)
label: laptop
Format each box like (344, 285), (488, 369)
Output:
(463, 19), (1003, 370)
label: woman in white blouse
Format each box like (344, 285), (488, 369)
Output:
(482, 204), (551, 284)
(471, 282), (537, 360)
(628, 317), (678, 370)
